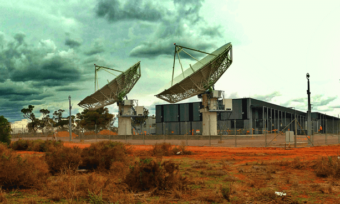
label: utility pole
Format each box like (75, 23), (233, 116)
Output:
(69, 95), (72, 142)
(294, 108), (297, 148)
(306, 73), (312, 145)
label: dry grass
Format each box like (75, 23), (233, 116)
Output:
(314, 156), (340, 178)
(0, 143), (49, 189)
(45, 146), (82, 174)
(124, 158), (188, 194)
(81, 141), (130, 172)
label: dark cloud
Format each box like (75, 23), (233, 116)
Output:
(201, 26), (223, 38)
(251, 91), (281, 101)
(292, 98), (305, 103)
(0, 33), (82, 87)
(173, 0), (203, 24)
(0, 84), (39, 96)
(128, 0), (223, 59)
(65, 38), (82, 48)
(11, 55), (81, 85)
(95, 0), (163, 22)
(56, 86), (85, 92)
(84, 39), (105, 56)
(313, 96), (337, 106)
(8, 93), (53, 102)
(130, 40), (212, 59)
(13, 33), (26, 45)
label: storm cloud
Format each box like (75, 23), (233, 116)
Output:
(95, 0), (163, 22)
(127, 0), (223, 59)
(0, 33), (82, 86)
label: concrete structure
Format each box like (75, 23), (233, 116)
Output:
(155, 98), (340, 135)
(118, 105), (133, 135)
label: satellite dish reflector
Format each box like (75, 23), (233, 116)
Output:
(78, 61), (141, 110)
(155, 43), (232, 103)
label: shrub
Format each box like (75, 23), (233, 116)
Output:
(42, 172), (121, 202)
(45, 146), (82, 174)
(0, 116), (11, 146)
(152, 142), (173, 156)
(314, 156), (340, 178)
(0, 143), (49, 189)
(39, 140), (63, 152)
(124, 158), (188, 194)
(10, 139), (30, 150)
(81, 141), (129, 171)
(10, 139), (63, 152)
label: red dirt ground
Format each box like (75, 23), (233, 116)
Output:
(62, 142), (340, 163)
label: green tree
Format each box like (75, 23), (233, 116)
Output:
(52, 109), (68, 130)
(39, 109), (50, 134)
(21, 105), (38, 133)
(0, 116), (12, 145)
(77, 107), (114, 132)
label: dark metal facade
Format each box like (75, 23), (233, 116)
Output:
(155, 98), (340, 135)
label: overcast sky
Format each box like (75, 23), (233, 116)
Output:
(1, 0), (340, 123)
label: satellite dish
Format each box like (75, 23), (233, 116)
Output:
(155, 43), (232, 103)
(78, 61), (141, 110)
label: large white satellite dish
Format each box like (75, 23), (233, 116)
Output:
(78, 61), (141, 110)
(156, 43), (232, 103)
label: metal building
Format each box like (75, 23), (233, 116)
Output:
(155, 98), (340, 135)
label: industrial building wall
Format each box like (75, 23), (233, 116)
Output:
(155, 98), (340, 135)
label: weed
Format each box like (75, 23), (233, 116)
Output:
(88, 189), (104, 204)
(0, 188), (7, 203)
(45, 146), (82, 174)
(314, 156), (340, 178)
(221, 182), (233, 201)
(81, 141), (129, 171)
(124, 159), (188, 194)
(152, 142), (172, 156)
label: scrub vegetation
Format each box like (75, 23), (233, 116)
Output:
(1, 140), (340, 203)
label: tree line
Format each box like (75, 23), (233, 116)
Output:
(20, 105), (114, 134)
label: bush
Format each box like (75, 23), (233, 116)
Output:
(152, 142), (173, 156)
(45, 146), (82, 174)
(0, 143), (49, 189)
(314, 156), (340, 178)
(0, 116), (11, 146)
(124, 158), (188, 194)
(11, 139), (63, 152)
(81, 141), (129, 171)
(10, 139), (30, 150)
(153, 142), (192, 156)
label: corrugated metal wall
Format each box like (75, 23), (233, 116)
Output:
(165, 122), (180, 135)
(192, 102), (201, 121)
(156, 123), (163, 135)
(179, 122), (191, 135)
(191, 121), (202, 135)
(179, 104), (190, 122)
(164, 104), (178, 122)
(156, 106), (162, 123)
(221, 99), (242, 120)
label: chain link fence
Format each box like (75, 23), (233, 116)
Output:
(10, 119), (340, 148)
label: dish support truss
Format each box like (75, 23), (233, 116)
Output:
(78, 62), (141, 110)
(156, 44), (233, 103)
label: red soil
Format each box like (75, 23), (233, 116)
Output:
(14, 151), (45, 155)
(62, 143), (340, 163)
(50, 131), (79, 138)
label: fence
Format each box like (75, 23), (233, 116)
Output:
(10, 119), (340, 148)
